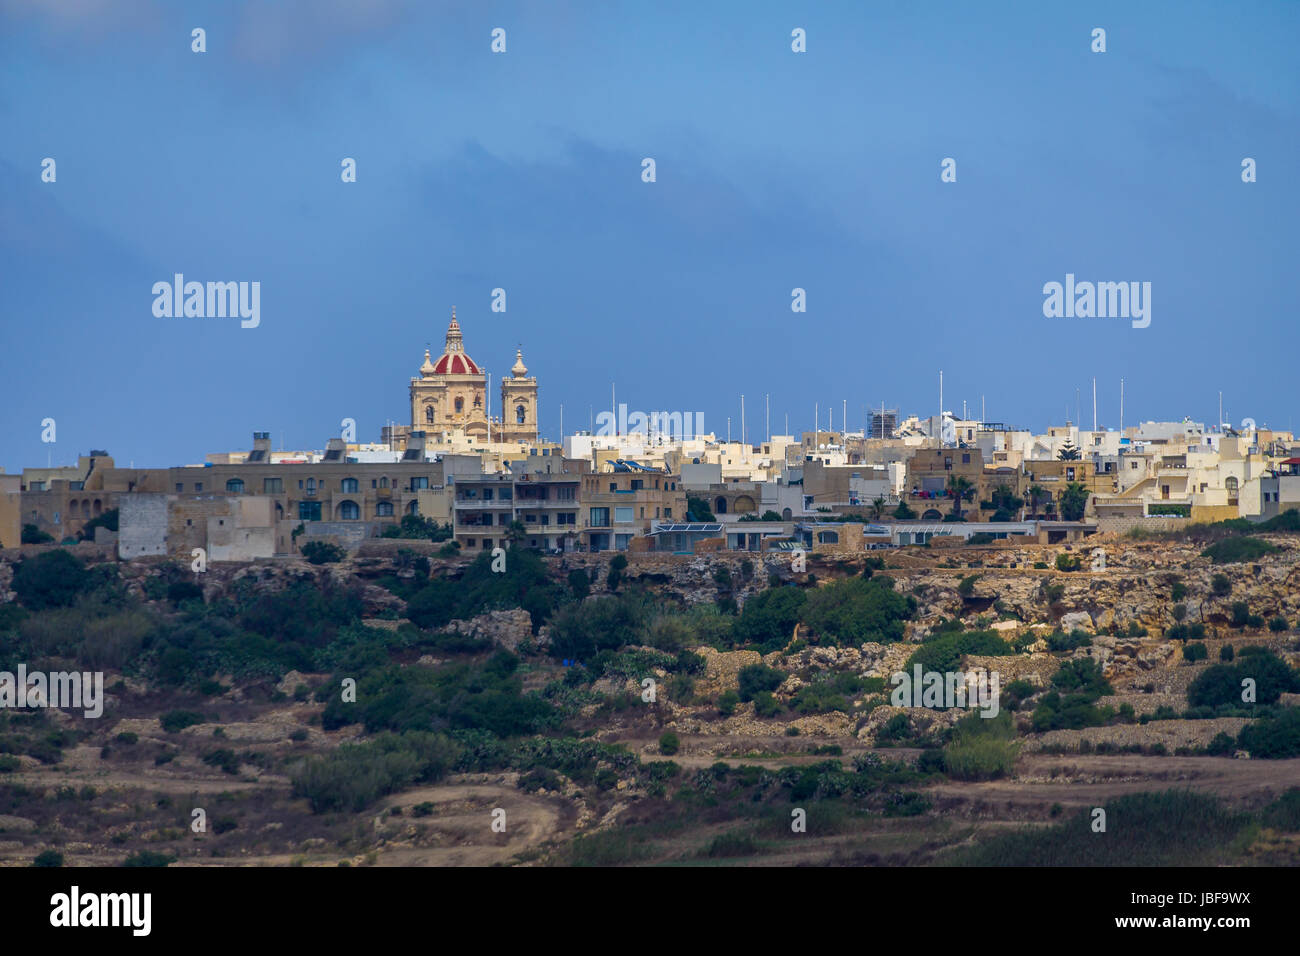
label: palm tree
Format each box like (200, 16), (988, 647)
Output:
(947, 475), (975, 521)
(505, 519), (527, 548)
(870, 495), (886, 521)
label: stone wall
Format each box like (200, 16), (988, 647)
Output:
(118, 493), (168, 559)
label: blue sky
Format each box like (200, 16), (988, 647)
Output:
(2, 0), (1297, 471)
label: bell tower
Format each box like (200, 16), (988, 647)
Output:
(499, 347), (538, 444)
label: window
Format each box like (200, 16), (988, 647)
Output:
(615, 506), (634, 523)
(380, 477), (389, 489)
(306, 478), (316, 493)
(961, 454), (970, 464)
(195, 483), (203, 493)
(455, 397), (464, 414)
(609, 482), (618, 492)
(226, 479), (244, 493)
(339, 500), (360, 520)
(298, 501), (321, 521)
(341, 478), (359, 493)
(499, 487), (512, 500)
(263, 477), (283, 494)
(483, 488), (494, 501)
(590, 507), (610, 526)
(516, 404), (526, 424)
(558, 486), (575, 500)
(1065, 468), (1075, 481)
(176, 483), (184, 493)
(410, 476), (428, 491)
(376, 501), (394, 517)
(371, 479), (377, 488)
(664, 508), (672, 519)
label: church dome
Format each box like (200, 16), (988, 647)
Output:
(430, 308), (481, 375)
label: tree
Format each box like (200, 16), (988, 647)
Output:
(1057, 440), (1082, 461)
(686, 497), (715, 521)
(607, 553), (628, 591)
(1058, 482), (1090, 521)
(505, 519), (527, 548)
(893, 500), (915, 520)
(870, 496), (887, 520)
(947, 475), (975, 521)
(77, 507), (120, 542)
(20, 524), (54, 545)
(760, 510), (783, 522)
(13, 550), (90, 609)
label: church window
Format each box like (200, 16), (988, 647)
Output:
(516, 404), (526, 424)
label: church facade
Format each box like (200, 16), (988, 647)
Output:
(408, 309), (538, 445)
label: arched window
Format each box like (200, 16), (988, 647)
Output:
(338, 500), (360, 520)
(474, 393), (482, 408)
(516, 404), (526, 424)
(226, 479), (244, 494)
(376, 501), (394, 517)
(1226, 476), (1239, 501)
(340, 478), (359, 493)
(425, 405), (436, 423)
(379, 476), (389, 489)
(407, 500), (420, 515)
(306, 478), (316, 493)
(93, 499), (102, 516)
(715, 497), (728, 515)
(455, 397), (464, 414)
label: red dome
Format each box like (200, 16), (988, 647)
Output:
(433, 352), (480, 375)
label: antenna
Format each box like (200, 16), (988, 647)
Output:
(1119, 379), (1124, 435)
(741, 394), (746, 447)
(1092, 377), (1097, 433)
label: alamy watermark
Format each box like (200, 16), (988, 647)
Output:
(595, 403), (704, 441)
(152, 274), (260, 328)
(1042, 274), (1151, 329)
(890, 666), (1000, 717)
(0, 665), (104, 719)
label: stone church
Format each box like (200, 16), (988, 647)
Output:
(408, 309), (538, 444)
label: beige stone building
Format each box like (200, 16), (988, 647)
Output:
(406, 309), (538, 447)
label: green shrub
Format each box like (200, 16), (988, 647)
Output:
(301, 541), (346, 565)
(1183, 642), (1208, 663)
(1202, 537), (1277, 565)
(737, 664), (786, 702)
(717, 690), (739, 717)
(13, 550), (90, 610)
(752, 692), (781, 718)
(160, 710), (206, 733)
(291, 732), (460, 813)
(1220, 645), (1235, 661)
(1187, 653), (1299, 708)
(907, 630), (1013, 674)
(799, 576), (913, 647)
(658, 731), (679, 756)
(32, 850), (64, 867)
(1269, 617), (1289, 633)
(1237, 709), (1300, 758)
